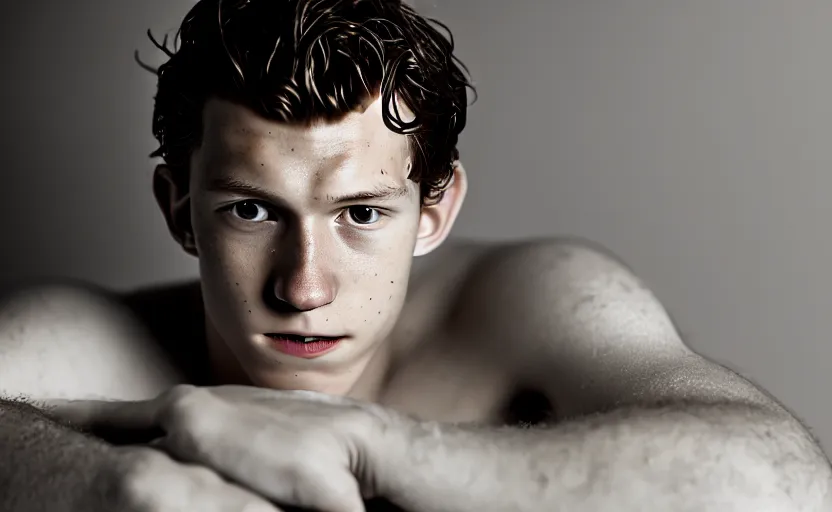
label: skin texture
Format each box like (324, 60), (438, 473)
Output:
(39, 98), (832, 511)
(1, 97), (830, 510)
(160, 96), (466, 397)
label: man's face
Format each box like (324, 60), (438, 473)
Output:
(187, 97), (423, 391)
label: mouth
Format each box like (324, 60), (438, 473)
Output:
(264, 333), (345, 359)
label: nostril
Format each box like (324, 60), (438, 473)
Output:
(268, 270), (337, 313)
(263, 290), (304, 314)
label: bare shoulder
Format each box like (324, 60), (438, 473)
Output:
(0, 279), (191, 401)
(440, 237), (782, 418)
(440, 235), (689, 383)
(444, 235), (679, 345)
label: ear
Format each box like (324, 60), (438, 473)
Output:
(153, 164), (198, 257)
(413, 161), (468, 257)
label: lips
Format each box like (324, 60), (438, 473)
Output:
(266, 333), (340, 343)
(265, 333), (344, 358)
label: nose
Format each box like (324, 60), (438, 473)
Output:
(270, 232), (337, 313)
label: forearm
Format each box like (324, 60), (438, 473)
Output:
(0, 398), (118, 512)
(375, 402), (832, 512)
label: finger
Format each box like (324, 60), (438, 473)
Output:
(154, 457), (284, 512)
(146, 434), (199, 465)
(202, 478), (285, 512)
(43, 397), (162, 432)
(207, 385), (288, 402)
(265, 470), (366, 512)
(302, 472), (366, 512)
(210, 385), (349, 404)
(209, 385), (354, 408)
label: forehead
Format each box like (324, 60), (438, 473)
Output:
(196, 97), (411, 172)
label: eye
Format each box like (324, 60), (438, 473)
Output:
(230, 201), (270, 222)
(346, 206), (381, 225)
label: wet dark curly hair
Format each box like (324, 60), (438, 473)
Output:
(140, 0), (474, 204)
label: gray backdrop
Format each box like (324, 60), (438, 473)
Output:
(1, 0), (830, 451)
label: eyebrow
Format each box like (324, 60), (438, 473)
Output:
(206, 177), (411, 205)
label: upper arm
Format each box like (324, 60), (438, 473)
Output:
(0, 281), (184, 401)
(450, 237), (781, 419)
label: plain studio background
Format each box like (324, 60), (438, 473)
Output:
(1, 0), (830, 452)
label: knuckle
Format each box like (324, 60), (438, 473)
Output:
(160, 383), (198, 409)
(115, 448), (172, 510)
(156, 386), (228, 459)
(116, 449), (234, 511)
(183, 463), (223, 486)
(161, 384), (213, 424)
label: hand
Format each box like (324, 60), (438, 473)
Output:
(47, 385), (392, 512)
(103, 444), (283, 512)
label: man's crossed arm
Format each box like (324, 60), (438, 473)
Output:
(47, 240), (832, 511)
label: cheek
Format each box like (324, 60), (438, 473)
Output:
(193, 222), (273, 319)
(345, 244), (415, 319)
(197, 249), (254, 325)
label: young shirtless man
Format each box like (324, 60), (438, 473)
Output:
(1, 1), (830, 511)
